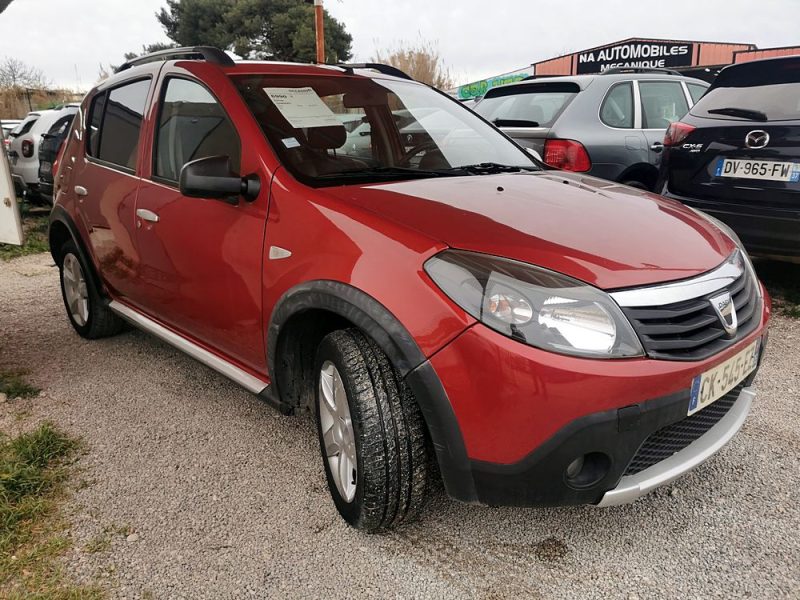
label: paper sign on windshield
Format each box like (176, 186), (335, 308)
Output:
(264, 87), (341, 129)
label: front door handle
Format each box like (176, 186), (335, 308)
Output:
(136, 208), (159, 223)
(74, 185), (88, 197)
(650, 142), (664, 153)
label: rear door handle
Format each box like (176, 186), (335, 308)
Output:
(136, 208), (159, 223)
(650, 142), (664, 153)
(74, 185), (88, 197)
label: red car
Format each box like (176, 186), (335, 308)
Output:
(49, 47), (770, 531)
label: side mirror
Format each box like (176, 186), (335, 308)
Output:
(178, 155), (260, 205)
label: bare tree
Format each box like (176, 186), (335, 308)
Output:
(0, 57), (49, 89)
(372, 39), (454, 90)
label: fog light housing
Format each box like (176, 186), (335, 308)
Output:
(564, 452), (610, 488)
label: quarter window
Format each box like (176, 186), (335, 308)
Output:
(600, 82), (634, 128)
(639, 81), (689, 130)
(687, 83), (708, 105)
(154, 78), (240, 183)
(87, 92), (106, 157)
(98, 80), (150, 170)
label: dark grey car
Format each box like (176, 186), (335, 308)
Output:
(474, 70), (709, 190)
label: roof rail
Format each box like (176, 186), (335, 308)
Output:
(601, 67), (682, 76)
(335, 63), (414, 81)
(115, 46), (234, 73)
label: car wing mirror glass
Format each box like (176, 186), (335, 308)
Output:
(179, 155), (260, 205)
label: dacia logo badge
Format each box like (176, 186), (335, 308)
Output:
(710, 291), (737, 337)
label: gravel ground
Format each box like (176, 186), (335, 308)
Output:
(1, 252), (799, 599)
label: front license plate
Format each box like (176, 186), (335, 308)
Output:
(715, 158), (800, 182)
(688, 339), (760, 416)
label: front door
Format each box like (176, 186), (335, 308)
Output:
(132, 77), (268, 374)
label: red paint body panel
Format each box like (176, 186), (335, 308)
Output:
(323, 172), (738, 290)
(262, 170), (474, 360)
(430, 289), (770, 464)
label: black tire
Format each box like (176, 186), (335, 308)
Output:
(314, 329), (429, 532)
(622, 179), (650, 191)
(58, 240), (124, 339)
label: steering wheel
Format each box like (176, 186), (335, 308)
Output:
(396, 141), (441, 167)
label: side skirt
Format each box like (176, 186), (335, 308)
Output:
(109, 300), (271, 396)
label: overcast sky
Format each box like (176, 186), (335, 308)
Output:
(1, 0), (799, 90)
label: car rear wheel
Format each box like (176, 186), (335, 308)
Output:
(314, 329), (430, 532)
(59, 241), (124, 339)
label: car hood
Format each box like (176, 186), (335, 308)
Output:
(322, 171), (738, 290)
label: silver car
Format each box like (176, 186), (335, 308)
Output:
(474, 69), (709, 190)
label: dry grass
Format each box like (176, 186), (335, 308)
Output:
(0, 423), (104, 598)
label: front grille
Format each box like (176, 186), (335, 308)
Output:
(624, 383), (744, 476)
(621, 270), (760, 361)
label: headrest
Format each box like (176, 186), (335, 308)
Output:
(301, 125), (346, 150)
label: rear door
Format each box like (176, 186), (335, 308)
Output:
(71, 77), (152, 299)
(637, 80), (691, 167)
(132, 75), (268, 373)
(0, 144), (23, 245)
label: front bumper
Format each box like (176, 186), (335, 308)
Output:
(662, 188), (800, 259)
(424, 304), (768, 507)
(597, 386), (753, 506)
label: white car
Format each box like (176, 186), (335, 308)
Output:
(2, 119), (22, 150)
(8, 105), (78, 202)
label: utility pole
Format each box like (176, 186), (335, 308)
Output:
(314, 0), (325, 63)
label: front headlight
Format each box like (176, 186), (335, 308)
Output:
(424, 250), (644, 358)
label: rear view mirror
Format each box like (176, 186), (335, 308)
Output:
(179, 155), (260, 205)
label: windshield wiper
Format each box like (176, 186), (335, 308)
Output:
(447, 162), (537, 175)
(493, 118), (540, 128)
(316, 166), (457, 180)
(706, 107), (768, 121)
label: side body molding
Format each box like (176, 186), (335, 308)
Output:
(267, 280), (478, 502)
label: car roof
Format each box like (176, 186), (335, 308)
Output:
(101, 57), (412, 93)
(485, 71), (708, 96)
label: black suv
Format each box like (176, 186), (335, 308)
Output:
(657, 55), (800, 261)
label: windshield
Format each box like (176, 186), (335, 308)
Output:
(474, 82), (579, 128)
(691, 83), (800, 122)
(233, 74), (538, 185)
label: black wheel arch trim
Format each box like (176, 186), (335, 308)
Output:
(49, 206), (106, 299)
(267, 280), (477, 502)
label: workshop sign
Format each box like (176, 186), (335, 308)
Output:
(577, 41), (694, 74)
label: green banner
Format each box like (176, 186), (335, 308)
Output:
(457, 71), (532, 100)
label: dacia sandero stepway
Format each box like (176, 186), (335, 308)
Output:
(49, 47), (770, 531)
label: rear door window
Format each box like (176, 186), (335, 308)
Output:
(153, 78), (240, 183)
(93, 79), (150, 171)
(600, 82), (634, 128)
(475, 83), (579, 127)
(639, 81), (689, 129)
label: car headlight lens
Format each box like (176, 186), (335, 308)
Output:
(424, 250), (644, 358)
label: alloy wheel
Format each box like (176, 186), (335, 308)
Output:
(319, 360), (358, 502)
(62, 253), (89, 326)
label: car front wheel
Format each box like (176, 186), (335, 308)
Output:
(314, 329), (430, 532)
